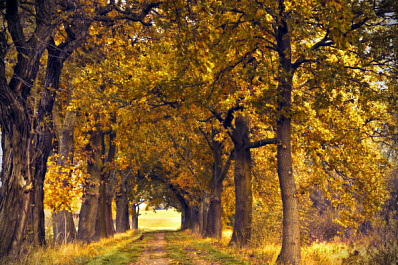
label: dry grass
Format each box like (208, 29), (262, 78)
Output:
(2, 209), (382, 265)
(0, 229), (143, 265)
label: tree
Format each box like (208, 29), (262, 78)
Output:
(0, 0), (63, 256)
(47, 56), (80, 244)
(0, 0), (161, 255)
(154, 0), (392, 263)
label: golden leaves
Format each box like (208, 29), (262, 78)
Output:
(44, 154), (87, 213)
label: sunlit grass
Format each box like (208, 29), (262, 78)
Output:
(0, 230), (144, 265)
(138, 209), (181, 231)
(1, 209), (380, 265)
(301, 242), (352, 265)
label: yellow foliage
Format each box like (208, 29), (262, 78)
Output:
(44, 154), (87, 213)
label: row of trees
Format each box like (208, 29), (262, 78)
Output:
(0, 0), (397, 264)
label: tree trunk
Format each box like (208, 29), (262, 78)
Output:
(230, 115), (252, 246)
(276, 98), (301, 264)
(106, 192), (115, 237)
(205, 129), (232, 239)
(191, 205), (200, 234)
(78, 127), (102, 243)
(275, 8), (301, 263)
(53, 108), (77, 243)
(95, 179), (108, 239)
(116, 184), (130, 233)
(0, 1), (54, 257)
(200, 191), (209, 236)
(97, 123), (117, 238)
(0, 130), (46, 256)
(53, 210), (76, 244)
(206, 134), (223, 239)
(206, 185), (223, 238)
(181, 204), (192, 231)
(131, 204), (139, 230)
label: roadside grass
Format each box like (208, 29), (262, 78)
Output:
(0, 209), (180, 265)
(164, 229), (369, 265)
(165, 230), (255, 265)
(0, 229), (144, 265)
(1, 209), (381, 265)
(81, 231), (150, 265)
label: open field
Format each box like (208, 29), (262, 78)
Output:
(138, 209), (181, 231)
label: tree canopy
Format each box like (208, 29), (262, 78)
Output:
(0, 0), (397, 264)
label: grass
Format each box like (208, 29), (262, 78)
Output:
(1, 209), (386, 265)
(138, 209), (181, 231)
(165, 230), (269, 264)
(0, 230), (144, 265)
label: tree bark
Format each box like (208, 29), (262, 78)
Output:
(200, 191), (210, 236)
(116, 181), (130, 233)
(52, 106), (77, 243)
(96, 179), (108, 239)
(181, 204), (192, 231)
(206, 186), (223, 238)
(0, 0), (55, 256)
(78, 126), (102, 243)
(106, 191), (115, 237)
(131, 204), (139, 230)
(205, 128), (233, 239)
(230, 115), (252, 246)
(191, 205), (200, 234)
(206, 134), (223, 239)
(275, 4), (301, 263)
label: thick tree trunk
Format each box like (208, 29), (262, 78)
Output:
(78, 127), (102, 243)
(181, 204), (192, 231)
(116, 184), (130, 233)
(97, 125), (117, 238)
(0, 131), (47, 256)
(206, 185), (223, 238)
(0, 1), (54, 257)
(96, 180), (108, 239)
(276, 115), (301, 264)
(230, 115), (252, 246)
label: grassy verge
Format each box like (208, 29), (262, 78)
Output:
(165, 230), (259, 265)
(0, 230), (145, 265)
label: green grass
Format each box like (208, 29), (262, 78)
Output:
(165, 230), (251, 265)
(82, 233), (148, 265)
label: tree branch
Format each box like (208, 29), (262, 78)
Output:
(248, 137), (277, 149)
(216, 149), (234, 185)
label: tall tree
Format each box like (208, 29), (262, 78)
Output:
(0, 0), (161, 255)
(155, 0), (392, 262)
(0, 0), (59, 256)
